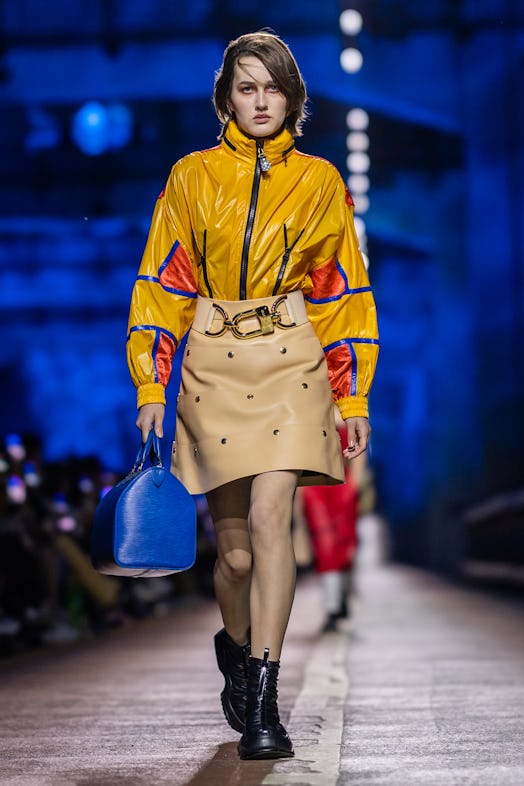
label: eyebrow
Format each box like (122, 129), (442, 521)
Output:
(236, 78), (278, 87)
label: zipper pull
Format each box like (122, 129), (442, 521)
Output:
(257, 141), (271, 173)
(258, 647), (270, 698)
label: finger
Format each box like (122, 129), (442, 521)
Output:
(343, 436), (357, 457)
(346, 424), (357, 445)
(343, 443), (367, 460)
(152, 409), (164, 438)
(359, 428), (370, 451)
(136, 414), (153, 443)
(355, 422), (370, 447)
(141, 425), (152, 443)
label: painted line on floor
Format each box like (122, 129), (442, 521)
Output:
(263, 629), (349, 785)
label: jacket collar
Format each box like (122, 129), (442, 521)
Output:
(221, 120), (296, 166)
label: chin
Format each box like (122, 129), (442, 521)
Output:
(253, 125), (278, 138)
(237, 120), (279, 139)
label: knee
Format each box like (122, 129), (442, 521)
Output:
(249, 498), (291, 545)
(220, 548), (252, 582)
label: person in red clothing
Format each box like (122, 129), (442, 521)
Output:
(294, 410), (361, 631)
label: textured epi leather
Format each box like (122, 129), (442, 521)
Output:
(90, 441), (196, 578)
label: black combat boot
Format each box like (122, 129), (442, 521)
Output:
(238, 648), (294, 760)
(214, 628), (250, 733)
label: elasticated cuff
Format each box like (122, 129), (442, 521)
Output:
(136, 382), (166, 409)
(335, 395), (369, 420)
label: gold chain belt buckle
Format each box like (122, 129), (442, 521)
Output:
(271, 296), (297, 331)
(230, 305), (276, 339)
(205, 303), (230, 337)
(205, 297), (297, 339)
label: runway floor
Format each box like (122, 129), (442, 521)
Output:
(1, 515), (524, 786)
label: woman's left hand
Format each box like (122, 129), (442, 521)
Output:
(343, 416), (371, 460)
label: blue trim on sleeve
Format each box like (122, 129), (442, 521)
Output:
(336, 259), (349, 289)
(129, 324), (178, 345)
(351, 337), (380, 344)
(151, 331), (161, 383)
(348, 342), (357, 395)
(136, 274), (197, 298)
(137, 274), (159, 283)
(158, 240), (180, 277)
(166, 287), (197, 297)
(323, 337), (379, 352)
(323, 337), (379, 396)
(305, 286), (372, 305)
(128, 324), (178, 385)
(303, 257), (372, 304)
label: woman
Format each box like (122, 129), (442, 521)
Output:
(127, 31), (379, 760)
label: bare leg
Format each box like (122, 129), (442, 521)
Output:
(206, 476), (253, 646)
(249, 470), (300, 660)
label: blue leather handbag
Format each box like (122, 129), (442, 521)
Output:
(90, 432), (196, 577)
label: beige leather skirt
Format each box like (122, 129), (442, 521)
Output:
(171, 292), (345, 494)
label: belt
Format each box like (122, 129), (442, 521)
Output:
(192, 291), (308, 339)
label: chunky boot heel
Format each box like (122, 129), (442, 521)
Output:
(238, 648), (294, 760)
(214, 628), (250, 733)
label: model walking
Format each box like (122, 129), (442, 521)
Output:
(127, 31), (379, 759)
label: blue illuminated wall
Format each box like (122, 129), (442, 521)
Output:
(363, 5), (524, 566)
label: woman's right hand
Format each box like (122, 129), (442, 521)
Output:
(136, 403), (165, 443)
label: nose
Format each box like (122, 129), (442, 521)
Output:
(255, 89), (268, 110)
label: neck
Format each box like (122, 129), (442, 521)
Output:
(223, 119), (288, 142)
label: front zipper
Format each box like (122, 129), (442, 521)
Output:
(239, 140), (265, 300)
(272, 225), (305, 296)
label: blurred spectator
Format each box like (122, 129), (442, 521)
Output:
(0, 432), (217, 658)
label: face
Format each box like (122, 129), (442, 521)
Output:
(228, 56), (288, 138)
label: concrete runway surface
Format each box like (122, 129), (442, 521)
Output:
(1, 515), (524, 786)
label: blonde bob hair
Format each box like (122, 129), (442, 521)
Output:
(213, 32), (309, 137)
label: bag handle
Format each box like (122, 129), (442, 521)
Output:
(132, 430), (163, 473)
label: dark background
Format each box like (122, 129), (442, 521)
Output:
(1, 0), (523, 573)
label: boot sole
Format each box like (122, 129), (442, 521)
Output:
(238, 745), (294, 760)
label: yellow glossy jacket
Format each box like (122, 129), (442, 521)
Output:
(127, 120), (379, 419)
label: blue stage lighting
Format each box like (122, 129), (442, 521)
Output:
(106, 103), (133, 150)
(71, 101), (133, 155)
(71, 101), (110, 156)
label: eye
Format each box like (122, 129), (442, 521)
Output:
(267, 84), (281, 93)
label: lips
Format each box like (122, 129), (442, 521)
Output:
(254, 115), (270, 121)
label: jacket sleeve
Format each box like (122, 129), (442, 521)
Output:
(127, 163), (198, 409)
(303, 170), (379, 420)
